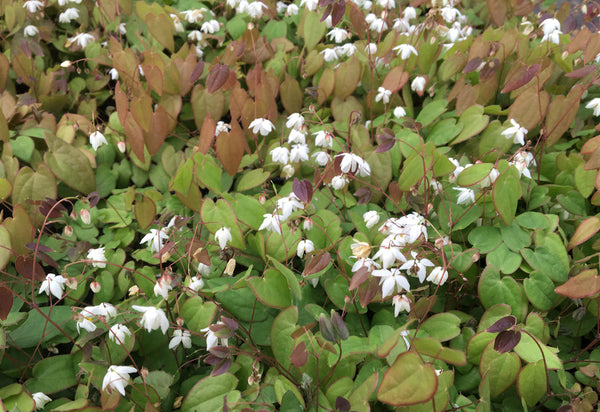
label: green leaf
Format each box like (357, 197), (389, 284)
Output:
(415, 100), (448, 128)
(270, 306), (298, 370)
(12, 165), (57, 223)
(478, 267), (522, 319)
(486, 244), (522, 274)
(479, 343), (520, 398)
(574, 164), (596, 198)
(248, 269), (292, 309)
(377, 351), (438, 406)
(235, 168), (270, 192)
(25, 354), (77, 394)
(182, 374), (239, 411)
(10, 135), (34, 162)
(421, 313), (461, 341)
(468, 226), (502, 253)
(9, 306), (75, 348)
(515, 212), (551, 230)
(521, 246), (568, 283)
(513, 332), (561, 370)
(427, 118), (463, 146)
(523, 272), (557, 311)
(451, 105), (489, 144)
(268, 256), (302, 300)
(194, 153), (223, 194)
(457, 163), (493, 187)
(493, 167), (522, 225)
(201, 198), (245, 249)
(181, 297), (217, 333)
(302, 10), (326, 51)
(518, 360), (548, 406)
(45, 134), (96, 194)
(500, 221), (531, 252)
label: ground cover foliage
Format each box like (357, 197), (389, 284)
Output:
(0, 0), (600, 410)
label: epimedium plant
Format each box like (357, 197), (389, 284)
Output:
(0, 0), (599, 410)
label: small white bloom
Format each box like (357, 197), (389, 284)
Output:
(68, 33), (95, 49)
(132, 305), (169, 334)
(427, 267), (449, 286)
(215, 227), (232, 249)
(327, 27), (350, 43)
(501, 118), (528, 145)
(290, 143), (309, 162)
(288, 128), (306, 144)
(366, 13), (388, 32)
(201, 324), (228, 350)
(430, 179), (443, 195)
(363, 211), (380, 228)
(300, 0), (318, 11)
(109, 68), (119, 80)
(392, 295), (411, 316)
(320, 48), (339, 62)
(277, 194), (304, 220)
(189, 275), (205, 291)
(336, 43), (357, 57)
(88, 302), (117, 319)
(282, 164), (295, 178)
(270, 146), (290, 164)
(393, 43), (418, 60)
(140, 228), (169, 253)
(313, 130), (333, 148)
(181, 9), (203, 23)
(329, 174), (349, 190)
(585, 98), (600, 116)
(249, 118), (275, 136)
(188, 30), (203, 42)
(102, 365), (137, 396)
(539, 18), (561, 35)
(479, 168), (499, 188)
(454, 187), (475, 205)
(258, 213), (282, 234)
(286, 3), (299, 15)
(87, 247), (106, 268)
(170, 13), (184, 33)
(119, 23), (126, 35)
(153, 276), (173, 300)
(393, 106), (406, 118)
(39, 273), (67, 300)
(286, 113), (304, 130)
(32, 393), (52, 410)
(215, 121), (231, 135)
(77, 309), (97, 334)
(440, 6), (461, 23)
(411, 76), (426, 94)
(365, 43), (378, 55)
(351, 257), (380, 272)
(542, 30), (561, 44)
(24, 25), (39, 37)
(23, 0), (44, 13)
(337, 153), (371, 176)
(246, 1), (267, 18)
(201, 20), (220, 34)
(372, 268), (411, 298)
(89, 131), (108, 151)
(297, 239), (315, 258)
(59, 8), (80, 23)
(375, 87), (392, 104)
(376, 0), (395, 8)
(373, 240), (406, 269)
(402, 7), (417, 21)
(400, 251), (434, 283)
(108, 324), (131, 343)
(511, 151), (536, 179)
(169, 329), (192, 349)
(312, 151), (331, 166)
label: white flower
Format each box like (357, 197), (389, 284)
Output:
(402, 6), (417, 20)
(215, 121), (231, 135)
(440, 6), (461, 23)
(329, 174), (349, 190)
(393, 106), (406, 118)
(372, 268), (411, 298)
(89, 131), (108, 151)
(215, 227), (232, 249)
(542, 30), (561, 44)
(511, 151), (536, 179)
(300, 0), (318, 11)
(297, 239), (315, 258)
(87, 247), (106, 268)
(201, 19), (220, 34)
(411, 76), (426, 94)
(249, 118), (275, 135)
(290, 144), (309, 162)
(393, 44), (418, 60)
(454, 187), (475, 205)
(102, 365), (137, 396)
(313, 130), (333, 148)
(286, 3), (299, 15)
(188, 30), (203, 42)
(32, 393), (52, 410)
(277, 194), (304, 220)
(86, 302), (117, 319)
(276, 1), (287, 13)
(181, 9), (203, 23)
(132, 306), (169, 334)
(312, 151), (330, 166)
(246, 1), (267, 18)
(270, 146), (290, 164)
(170, 13), (184, 32)
(430, 179), (443, 195)
(259, 213), (282, 234)
(366, 14), (388, 32)
(427, 267), (448, 286)
(379, 213), (427, 243)
(153, 276), (173, 300)
(375, 87), (392, 104)
(59, 8), (79, 23)
(585, 98), (600, 116)
(376, 0), (394, 7)
(320, 48), (339, 62)
(189, 275), (205, 291)
(23, 0), (44, 13)
(39, 273), (67, 300)
(109, 68), (119, 80)
(77, 308), (97, 334)
(24, 25), (39, 37)
(68, 33), (95, 49)
(539, 18), (561, 35)
(337, 153), (371, 176)
(400, 251), (434, 283)
(281, 164), (295, 178)
(365, 43), (378, 55)
(363, 211), (380, 228)
(108, 324), (131, 343)
(336, 43), (357, 57)
(201, 324), (228, 350)
(140, 228), (169, 253)
(327, 27), (350, 43)
(286, 113), (304, 130)
(236, 0), (249, 13)
(351, 257), (380, 272)
(119, 23), (126, 35)
(373, 239), (406, 269)
(169, 329), (192, 349)
(288, 129), (306, 144)
(501, 119), (527, 145)
(479, 168), (499, 188)
(392, 295), (411, 316)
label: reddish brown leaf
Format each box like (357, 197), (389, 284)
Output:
(15, 255), (46, 281)
(358, 277), (379, 307)
(216, 122), (245, 176)
(555, 269), (600, 299)
(487, 315), (517, 333)
(145, 106), (169, 155)
(303, 252), (331, 277)
(463, 57), (483, 74)
(353, 187), (371, 204)
(198, 112), (216, 155)
(123, 113), (146, 161)
(565, 65), (596, 78)
(376, 128), (396, 153)
(293, 178), (313, 203)
(347, 1), (367, 38)
(134, 195), (156, 230)
(207, 64), (230, 94)
(501, 64), (540, 93)
(290, 341), (308, 367)
(568, 216), (600, 250)
(349, 266), (370, 290)
(494, 330), (521, 353)
(335, 397), (351, 412)
(381, 67), (409, 93)
(0, 286), (13, 320)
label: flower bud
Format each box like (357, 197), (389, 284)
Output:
(63, 225), (73, 237)
(472, 251), (480, 262)
(90, 281), (101, 293)
(258, 193), (266, 204)
(303, 218), (313, 231)
(128, 285), (139, 296)
(224, 258), (236, 276)
(117, 141), (126, 153)
(176, 317), (184, 327)
(61, 60), (72, 68)
(80, 209), (91, 225)
(140, 367), (149, 379)
(65, 277), (78, 290)
(70, 210), (78, 220)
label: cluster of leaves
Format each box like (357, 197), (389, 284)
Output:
(0, 0), (600, 410)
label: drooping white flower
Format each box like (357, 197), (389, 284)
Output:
(351, 257), (380, 272)
(119, 22), (126, 35)
(140, 228), (169, 253)
(440, 6), (461, 23)
(201, 19), (220, 34)
(312, 151), (331, 166)
(393, 106), (406, 118)
(68, 33), (95, 49)
(108, 324), (131, 343)
(337, 153), (371, 176)
(59, 8), (80, 23)
(258, 213), (282, 234)
(89, 131), (108, 151)
(87, 247), (106, 268)
(188, 30), (203, 42)
(270, 146), (290, 164)
(32, 393), (52, 410)
(373, 237), (406, 269)
(246, 1), (267, 18)
(313, 130), (333, 148)
(290, 143), (309, 162)
(109, 68), (119, 80)
(170, 13), (184, 32)
(365, 43), (378, 55)
(392, 295), (411, 316)
(249, 118), (275, 136)
(181, 9), (203, 23)
(102, 365), (137, 396)
(215, 121), (231, 135)
(201, 324), (228, 350)
(286, 113), (304, 130)
(402, 6), (417, 21)
(132, 306), (169, 334)
(511, 151), (536, 179)
(585, 98), (600, 116)
(366, 13), (388, 32)
(376, 0), (395, 8)
(39, 273), (67, 300)
(282, 164), (295, 178)
(335, 43), (357, 57)
(77, 309), (97, 334)
(329, 174), (349, 190)
(400, 251), (434, 283)
(277, 194), (304, 221)
(286, 3), (299, 15)
(86, 302), (117, 319)
(375, 87), (392, 104)
(300, 0), (318, 11)
(363, 211), (380, 228)
(189, 275), (205, 291)
(479, 168), (499, 188)
(501, 118), (527, 145)
(427, 267), (448, 286)
(297, 239), (315, 258)
(539, 18), (561, 35)
(411, 76), (426, 94)
(169, 329), (192, 349)
(393, 44), (418, 60)
(215, 227), (232, 249)
(320, 48), (339, 62)
(542, 29), (561, 44)
(379, 212), (427, 243)
(327, 27), (350, 43)
(23, 0), (44, 13)
(24, 25), (39, 37)
(288, 129), (306, 144)
(371, 268), (411, 298)
(153, 276), (173, 300)
(454, 187), (475, 205)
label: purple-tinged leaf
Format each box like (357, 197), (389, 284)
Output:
(487, 315), (517, 333)
(335, 397), (351, 412)
(501, 64), (540, 93)
(207, 64), (230, 94)
(463, 57), (483, 74)
(290, 341), (308, 367)
(293, 178), (313, 203)
(319, 313), (336, 342)
(330, 311), (349, 341)
(354, 187), (371, 204)
(25, 243), (54, 253)
(494, 330), (521, 353)
(566, 65), (596, 78)
(190, 61), (205, 84)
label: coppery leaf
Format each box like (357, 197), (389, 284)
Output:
(87, 192), (100, 208)
(209, 345), (231, 359)
(565, 65), (596, 78)
(293, 178), (313, 203)
(487, 315), (517, 333)
(16, 256), (47, 281)
(555, 269), (600, 299)
(221, 316), (239, 332)
(210, 358), (232, 377)
(376, 128), (396, 153)
(501, 64), (540, 93)
(463, 57), (483, 74)
(25, 243), (54, 253)
(349, 266), (371, 290)
(290, 341), (308, 367)
(0, 286), (13, 320)
(303, 252), (331, 277)
(354, 187), (371, 204)
(494, 330), (521, 353)
(335, 397), (351, 412)
(207, 64), (230, 94)
(39, 198), (66, 218)
(190, 61), (205, 84)
(331, 1), (346, 27)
